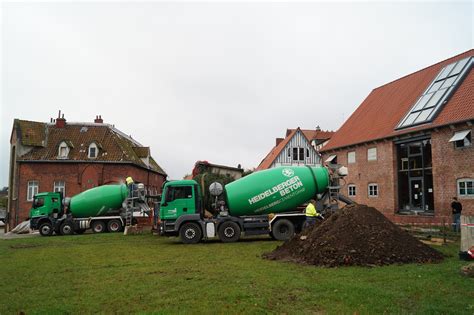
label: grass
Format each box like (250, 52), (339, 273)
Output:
(1, 233), (473, 314)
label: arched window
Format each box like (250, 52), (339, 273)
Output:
(58, 141), (69, 159)
(88, 143), (98, 159)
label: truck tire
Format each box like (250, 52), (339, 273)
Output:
(91, 221), (106, 233)
(272, 219), (295, 241)
(218, 221), (241, 243)
(107, 219), (123, 233)
(179, 222), (202, 244)
(60, 221), (74, 235)
(39, 222), (53, 236)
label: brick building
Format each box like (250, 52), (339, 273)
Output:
(7, 113), (167, 231)
(257, 127), (334, 170)
(321, 50), (473, 224)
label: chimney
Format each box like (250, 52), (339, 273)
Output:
(276, 138), (284, 146)
(94, 115), (103, 123)
(316, 125), (321, 132)
(56, 110), (66, 128)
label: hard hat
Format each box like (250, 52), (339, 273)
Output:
(126, 177), (134, 185)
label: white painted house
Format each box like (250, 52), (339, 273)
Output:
(257, 127), (334, 170)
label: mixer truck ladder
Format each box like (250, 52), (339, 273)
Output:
(325, 164), (354, 212)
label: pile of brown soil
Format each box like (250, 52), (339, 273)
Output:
(264, 204), (444, 267)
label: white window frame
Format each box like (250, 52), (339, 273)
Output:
(27, 181), (39, 201)
(367, 147), (377, 161)
(348, 184), (356, 197)
(58, 141), (69, 159)
(53, 181), (66, 196)
(457, 178), (474, 197)
(368, 183), (379, 197)
(348, 151), (356, 164)
(88, 142), (98, 159)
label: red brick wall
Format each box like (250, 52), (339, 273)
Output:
(11, 162), (166, 225)
(325, 141), (398, 218)
(322, 124), (474, 225)
(431, 126), (474, 217)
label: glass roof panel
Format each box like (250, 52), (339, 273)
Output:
(437, 63), (456, 80)
(427, 81), (444, 94)
(450, 58), (470, 76)
(414, 108), (434, 124)
(397, 56), (472, 129)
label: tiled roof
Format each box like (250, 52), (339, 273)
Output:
(301, 129), (335, 144)
(322, 50), (474, 151)
(257, 128), (334, 170)
(14, 120), (166, 175)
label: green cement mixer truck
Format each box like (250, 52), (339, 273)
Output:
(160, 165), (351, 243)
(30, 183), (148, 236)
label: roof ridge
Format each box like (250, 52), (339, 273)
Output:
(373, 49), (473, 91)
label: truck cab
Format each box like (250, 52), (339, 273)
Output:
(30, 192), (65, 235)
(160, 180), (201, 220)
(160, 180), (204, 236)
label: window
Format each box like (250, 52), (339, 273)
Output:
(348, 185), (356, 197)
(397, 57), (472, 129)
(458, 179), (474, 197)
(299, 148), (305, 161)
(33, 197), (44, 208)
(58, 141), (69, 158)
(54, 181), (65, 196)
(166, 186), (193, 202)
(367, 147), (377, 161)
(306, 148), (309, 158)
(348, 151), (356, 164)
(88, 143), (98, 158)
(27, 181), (39, 201)
(368, 183), (378, 197)
(292, 147), (306, 161)
(292, 148), (298, 161)
(449, 130), (472, 148)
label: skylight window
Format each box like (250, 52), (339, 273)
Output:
(397, 56), (472, 129)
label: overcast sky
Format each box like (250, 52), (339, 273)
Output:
(1, 1), (472, 187)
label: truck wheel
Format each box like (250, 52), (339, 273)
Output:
(91, 221), (106, 233)
(218, 221), (241, 243)
(272, 219), (295, 241)
(179, 223), (202, 244)
(39, 222), (53, 236)
(60, 222), (74, 235)
(107, 219), (123, 233)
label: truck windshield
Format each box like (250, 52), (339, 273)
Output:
(33, 197), (45, 208)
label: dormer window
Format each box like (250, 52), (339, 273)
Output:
(88, 143), (98, 159)
(58, 141), (70, 159)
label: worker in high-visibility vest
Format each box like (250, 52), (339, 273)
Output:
(126, 176), (134, 197)
(304, 199), (323, 229)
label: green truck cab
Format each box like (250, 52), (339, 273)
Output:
(30, 192), (63, 219)
(160, 180), (202, 221)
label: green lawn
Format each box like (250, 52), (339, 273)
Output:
(1, 233), (472, 314)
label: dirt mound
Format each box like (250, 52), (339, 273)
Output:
(264, 204), (444, 267)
